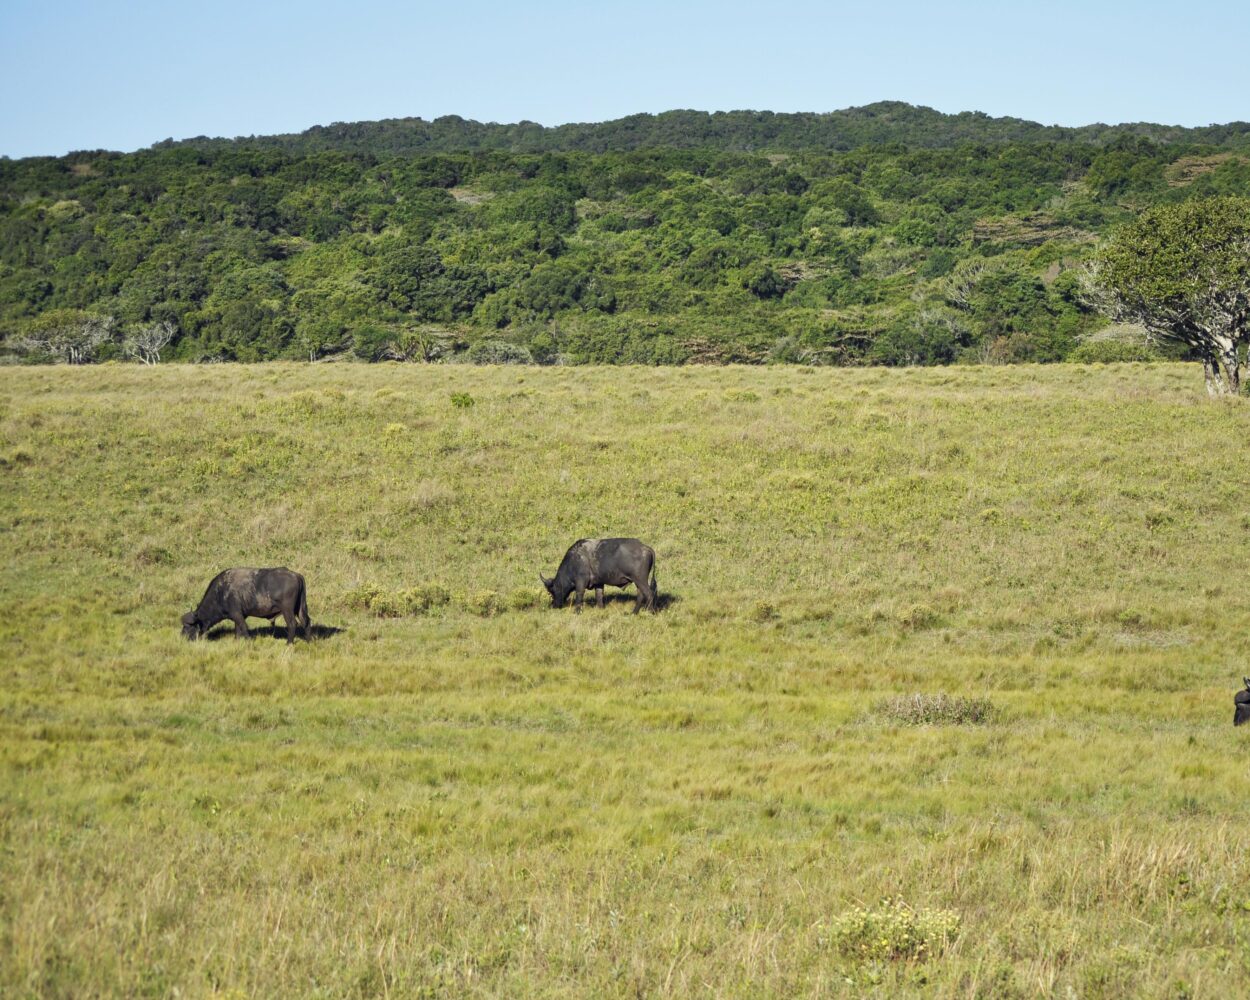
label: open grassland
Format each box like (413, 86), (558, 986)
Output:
(3, 362), (1250, 998)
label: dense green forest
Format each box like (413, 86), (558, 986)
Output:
(165, 103), (1250, 156)
(4, 103), (1250, 365)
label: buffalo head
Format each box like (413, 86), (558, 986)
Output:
(181, 611), (204, 640)
(538, 574), (566, 608)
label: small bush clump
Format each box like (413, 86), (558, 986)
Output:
(398, 583), (451, 613)
(750, 599), (780, 622)
(898, 603), (940, 630)
(463, 589), (503, 617)
(508, 587), (544, 611)
(450, 392), (474, 408)
(874, 693), (997, 726)
(345, 582), (451, 617)
(828, 897), (960, 962)
(468, 340), (533, 365)
(343, 582), (386, 612)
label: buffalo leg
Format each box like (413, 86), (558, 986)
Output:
(574, 584), (585, 613)
(634, 577), (654, 614)
(596, 587), (605, 609)
(230, 613), (251, 639)
(281, 605), (297, 643)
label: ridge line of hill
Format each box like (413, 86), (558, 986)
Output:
(142, 102), (1250, 158)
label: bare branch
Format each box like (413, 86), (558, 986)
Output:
(123, 320), (177, 365)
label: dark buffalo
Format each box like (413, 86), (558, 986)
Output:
(540, 538), (657, 613)
(181, 567), (310, 643)
(1236, 678), (1250, 726)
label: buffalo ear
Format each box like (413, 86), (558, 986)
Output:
(181, 611), (195, 627)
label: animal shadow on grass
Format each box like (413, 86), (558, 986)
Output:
(597, 590), (679, 612)
(203, 623), (345, 642)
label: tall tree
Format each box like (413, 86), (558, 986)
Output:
(1090, 197), (1250, 395)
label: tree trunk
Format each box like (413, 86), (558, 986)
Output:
(1220, 347), (1241, 395)
(1204, 356), (1225, 396)
(1203, 352), (1241, 396)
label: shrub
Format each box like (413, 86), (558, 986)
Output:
(741, 263), (786, 299)
(897, 603), (940, 631)
(464, 590), (503, 617)
(874, 694), (997, 726)
(508, 587), (544, 611)
(397, 583), (451, 614)
(346, 582), (451, 617)
(750, 599), (780, 622)
(467, 340), (533, 365)
(344, 583), (386, 612)
(450, 392), (474, 408)
(828, 898), (960, 962)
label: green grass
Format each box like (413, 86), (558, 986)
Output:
(2, 361), (1250, 997)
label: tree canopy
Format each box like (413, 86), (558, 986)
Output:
(1092, 197), (1250, 393)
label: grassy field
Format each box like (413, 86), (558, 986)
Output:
(3, 361), (1250, 998)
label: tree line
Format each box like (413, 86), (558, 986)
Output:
(159, 103), (1250, 157)
(3, 122), (1250, 367)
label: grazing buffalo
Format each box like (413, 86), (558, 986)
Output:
(181, 568), (310, 643)
(1235, 678), (1250, 726)
(540, 538), (657, 613)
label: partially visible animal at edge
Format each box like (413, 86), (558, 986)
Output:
(540, 538), (657, 613)
(181, 568), (311, 643)
(1235, 678), (1250, 726)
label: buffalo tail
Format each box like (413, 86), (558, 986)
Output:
(298, 580), (311, 638)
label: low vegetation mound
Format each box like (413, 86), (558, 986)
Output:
(828, 897), (961, 962)
(873, 693), (998, 726)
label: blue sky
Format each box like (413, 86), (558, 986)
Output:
(1, 0), (1247, 157)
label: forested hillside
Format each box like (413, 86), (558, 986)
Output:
(165, 103), (1250, 156)
(4, 104), (1250, 364)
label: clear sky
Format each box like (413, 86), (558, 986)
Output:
(2, 0), (1247, 158)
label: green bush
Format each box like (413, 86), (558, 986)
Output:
(508, 587), (544, 611)
(463, 589), (504, 617)
(343, 583), (386, 612)
(345, 582), (451, 617)
(398, 583), (452, 613)
(467, 340), (533, 365)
